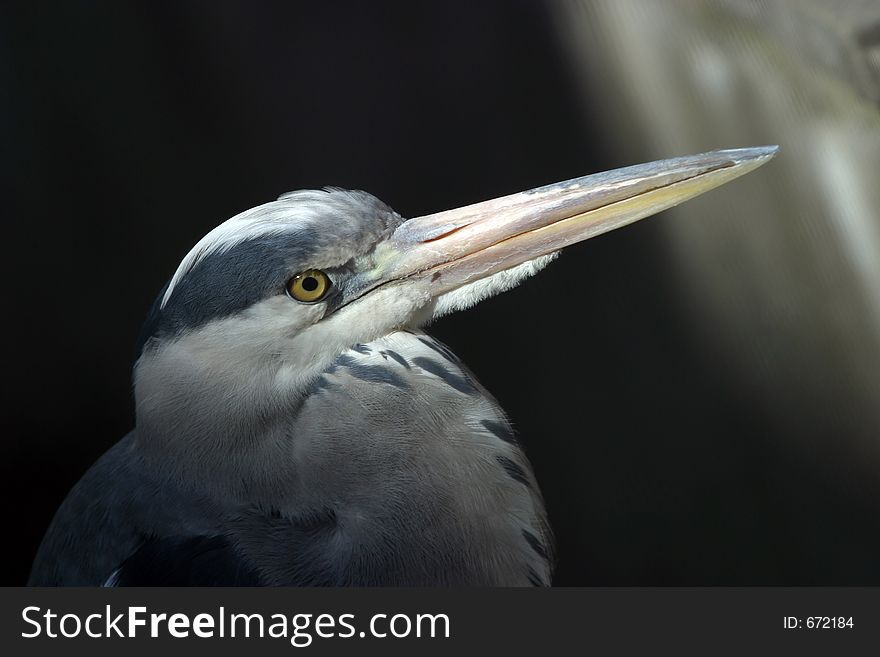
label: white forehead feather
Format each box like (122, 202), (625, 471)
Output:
(161, 189), (384, 309)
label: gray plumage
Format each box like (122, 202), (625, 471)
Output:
(33, 331), (550, 586)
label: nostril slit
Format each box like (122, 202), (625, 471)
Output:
(422, 224), (468, 243)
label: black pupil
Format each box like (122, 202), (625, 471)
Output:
(301, 276), (319, 292)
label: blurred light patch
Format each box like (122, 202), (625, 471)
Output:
(554, 0), (880, 456)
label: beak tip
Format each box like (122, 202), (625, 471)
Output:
(723, 144), (780, 166)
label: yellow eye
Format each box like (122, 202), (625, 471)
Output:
(286, 269), (331, 303)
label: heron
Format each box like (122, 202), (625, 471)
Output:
(29, 146), (777, 586)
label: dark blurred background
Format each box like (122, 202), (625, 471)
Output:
(3, 0), (880, 586)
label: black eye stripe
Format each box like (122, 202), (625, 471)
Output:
(138, 236), (319, 353)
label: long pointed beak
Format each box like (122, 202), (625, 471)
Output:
(378, 146), (777, 296)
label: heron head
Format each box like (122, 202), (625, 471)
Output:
(134, 147), (776, 438)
